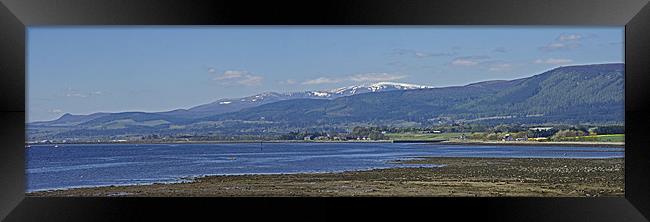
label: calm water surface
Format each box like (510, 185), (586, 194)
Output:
(25, 143), (624, 192)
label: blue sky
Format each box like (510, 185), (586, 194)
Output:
(27, 26), (623, 122)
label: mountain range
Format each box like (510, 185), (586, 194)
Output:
(28, 63), (624, 140)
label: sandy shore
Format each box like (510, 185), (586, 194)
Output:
(29, 157), (624, 197)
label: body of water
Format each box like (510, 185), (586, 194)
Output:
(26, 143), (624, 192)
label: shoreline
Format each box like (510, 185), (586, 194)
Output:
(26, 164), (447, 193)
(27, 140), (624, 148)
(29, 157), (624, 197)
(27, 140), (394, 146)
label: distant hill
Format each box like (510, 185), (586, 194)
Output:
(205, 63), (623, 124)
(33, 82), (434, 124)
(30, 112), (112, 127)
(27, 63), (624, 140)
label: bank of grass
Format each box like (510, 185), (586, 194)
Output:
(557, 134), (624, 142)
(386, 132), (465, 141)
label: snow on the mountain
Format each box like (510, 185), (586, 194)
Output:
(209, 82), (431, 107)
(367, 82), (432, 91)
(330, 86), (352, 94)
(311, 91), (331, 97)
(326, 82), (431, 95)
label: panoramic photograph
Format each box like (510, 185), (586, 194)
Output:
(26, 27), (624, 197)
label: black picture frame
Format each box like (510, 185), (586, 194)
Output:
(1, 0), (649, 221)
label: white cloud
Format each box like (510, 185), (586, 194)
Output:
(450, 56), (490, 66)
(539, 42), (581, 51)
(414, 52), (429, 58)
(533, 58), (573, 65)
(488, 63), (513, 71)
(213, 70), (264, 86)
(280, 79), (297, 85)
(65, 93), (87, 98)
(302, 77), (342, 85)
(64, 88), (103, 98)
(449, 56), (515, 71)
(207, 67), (216, 73)
(539, 33), (593, 52)
(392, 48), (455, 58)
(48, 109), (63, 113)
(557, 33), (583, 41)
(348, 73), (406, 82)
(214, 70), (245, 80)
(451, 59), (479, 66)
(237, 75), (263, 86)
(302, 72), (406, 85)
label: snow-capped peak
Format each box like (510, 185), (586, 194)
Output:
(191, 82), (433, 112)
(310, 91), (331, 97)
(321, 82), (432, 95)
(367, 82), (432, 91)
(233, 82), (431, 102)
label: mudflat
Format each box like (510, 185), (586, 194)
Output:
(29, 157), (624, 197)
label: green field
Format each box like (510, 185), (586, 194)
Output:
(386, 132), (466, 141)
(559, 134), (625, 142)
